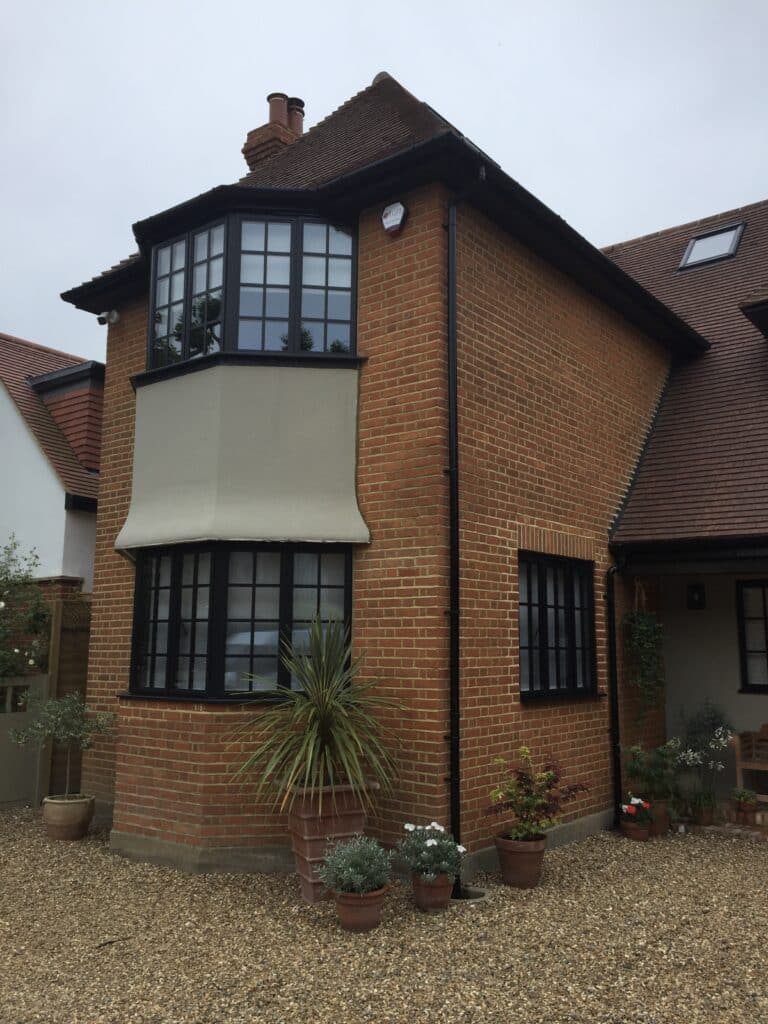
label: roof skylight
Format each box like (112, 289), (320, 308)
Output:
(679, 223), (744, 269)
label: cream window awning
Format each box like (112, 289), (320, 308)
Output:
(115, 363), (370, 550)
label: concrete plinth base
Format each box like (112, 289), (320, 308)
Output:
(110, 830), (294, 874)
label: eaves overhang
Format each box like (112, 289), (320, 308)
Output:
(61, 132), (709, 359)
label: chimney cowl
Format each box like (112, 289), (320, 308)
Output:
(287, 96), (305, 136)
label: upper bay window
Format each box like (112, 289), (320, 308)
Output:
(149, 216), (355, 369)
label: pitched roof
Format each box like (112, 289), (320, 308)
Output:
(0, 332), (99, 501)
(606, 198), (768, 547)
(238, 73), (457, 189)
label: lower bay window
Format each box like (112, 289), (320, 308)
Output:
(130, 544), (351, 699)
(518, 551), (597, 700)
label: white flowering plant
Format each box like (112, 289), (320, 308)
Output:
(676, 706), (733, 813)
(0, 536), (49, 679)
(396, 822), (466, 881)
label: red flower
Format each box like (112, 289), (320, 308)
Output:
(641, 801), (650, 810)
(626, 804), (637, 816)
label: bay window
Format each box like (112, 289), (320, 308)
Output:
(148, 215), (355, 368)
(131, 544), (352, 698)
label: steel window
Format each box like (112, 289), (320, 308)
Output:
(518, 551), (596, 699)
(131, 544), (352, 698)
(737, 581), (768, 693)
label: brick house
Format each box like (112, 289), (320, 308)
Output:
(63, 73), (749, 873)
(0, 332), (103, 802)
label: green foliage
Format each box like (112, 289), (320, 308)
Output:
(489, 746), (588, 841)
(319, 834), (391, 894)
(10, 692), (114, 796)
(623, 739), (680, 799)
(234, 618), (399, 814)
(396, 822), (465, 881)
(733, 787), (758, 805)
(623, 610), (665, 712)
(684, 702), (733, 751)
(0, 536), (50, 679)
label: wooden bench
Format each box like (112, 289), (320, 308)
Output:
(735, 724), (768, 803)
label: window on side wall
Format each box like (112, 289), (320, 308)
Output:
(131, 545), (351, 698)
(518, 551), (597, 700)
(737, 581), (768, 693)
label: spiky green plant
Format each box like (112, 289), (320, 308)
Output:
(234, 619), (399, 814)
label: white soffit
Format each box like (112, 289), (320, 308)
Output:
(116, 364), (370, 549)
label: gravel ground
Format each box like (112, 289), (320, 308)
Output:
(1, 808), (766, 1024)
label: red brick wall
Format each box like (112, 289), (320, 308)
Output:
(41, 384), (103, 471)
(454, 205), (671, 849)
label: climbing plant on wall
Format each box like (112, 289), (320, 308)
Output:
(623, 608), (665, 712)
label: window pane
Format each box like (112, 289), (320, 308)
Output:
(242, 221), (265, 252)
(155, 622), (169, 654)
(230, 551), (253, 584)
(153, 656), (167, 685)
(238, 319), (263, 350)
(196, 587), (209, 618)
(328, 258), (351, 288)
(252, 624), (279, 655)
(153, 307), (168, 337)
(327, 291), (351, 321)
(327, 324), (350, 352)
(172, 241), (186, 271)
(192, 660), (206, 691)
(295, 553), (317, 585)
(293, 587), (319, 620)
(253, 588), (279, 619)
(192, 264), (207, 295)
(251, 657), (278, 690)
(225, 623), (251, 653)
(745, 620), (766, 652)
(320, 587), (345, 620)
(320, 554), (345, 586)
(329, 227), (352, 255)
(520, 649), (530, 691)
(268, 222), (291, 252)
(303, 256), (325, 287)
(169, 302), (184, 337)
(240, 287), (263, 318)
(197, 553), (211, 584)
(175, 657), (190, 687)
(209, 256), (224, 290)
(747, 653), (768, 687)
(264, 321), (288, 350)
(256, 552), (280, 584)
(195, 623), (208, 654)
(210, 224), (225, 256)
(155, 277), (169, 306)
(742, 586), (765, 618)
(303, 223), (327, 253)
(157, 246), (171, 276)
(158, 557), (171, 586)
(685, 227), (740, 265)
(225, 658), (250, 691)
(241, 254), (264, 284)
(170, 271), (185, 303)
(266, 255), (290, 285)
(194, 232), (208, 262)
(265, 288), (290, 318)
(302, 288), (325, 319)
(228, 587), (253, 619)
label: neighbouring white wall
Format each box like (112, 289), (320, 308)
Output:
(662, 573), (768, 736)
(0, 385), (67, 577)
(62, 510), (96, 591)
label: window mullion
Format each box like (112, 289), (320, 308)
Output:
(165, 552), (183, 694)
(278, 548), (293, 688)
(207, 548), (228, 699)
(223, 216), (240, 353)
(288, 222), (303, 354)
(538, 563), (548, 692)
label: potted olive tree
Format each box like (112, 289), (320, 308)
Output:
(234, 618), (399, 902)
(489, 746), (588, 888)
(319, 835), (391, 932)
(10, 692), (114, 840)
(396, 821), (466, 912)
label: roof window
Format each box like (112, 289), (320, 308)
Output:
(679, 223), (744, 269)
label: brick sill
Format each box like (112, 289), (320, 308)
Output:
(118, 690), (289, 705)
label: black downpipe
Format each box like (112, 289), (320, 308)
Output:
(447, 201), (461, 890)
(606, 564), (623, 824)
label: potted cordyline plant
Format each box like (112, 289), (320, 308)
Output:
(234, 618), (399, 902)
(319, 834), (392, 932)
(488, 746), (588, 888)
(396, 821), (466, 912)
(624, 738), (680, 837)
(10, 692), (114, 840)
(619, 795), (653, 841)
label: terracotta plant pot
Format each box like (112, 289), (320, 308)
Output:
(412, 872), (453, 912)
(619, 820), (650, 841)
(649, 799), (670, 837)
(42, 795), (95, 841)
(494, 834), (547, 887)
(333, 886), (387, 932)
(736, 801), (758, 827)
(693, 806), (714, 826)
(287, 785), (367, 903)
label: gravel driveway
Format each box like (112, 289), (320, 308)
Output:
(1, 808), (766, 1024)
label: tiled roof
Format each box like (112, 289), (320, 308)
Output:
(606, 198), (768, 546)
(0, 333), (99, 501)
(238, 74), (457, 189)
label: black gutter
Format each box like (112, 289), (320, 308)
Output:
(446, 200), (461, 875)
(605, 563), (623, 825)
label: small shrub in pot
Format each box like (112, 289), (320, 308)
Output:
(397, 822), (466, 912)
(488, 746), (588, 887)
(619, 795), (653, 841)
(319, 835), (391, 932)
(732, 787), (759, 826)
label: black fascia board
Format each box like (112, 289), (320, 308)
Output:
(29, 360), (105, 393)
(610, 534), (768, 565)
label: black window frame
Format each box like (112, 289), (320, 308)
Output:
(129, 542), (353, 701)
(736, 580), (768, 695)
(518, 551), (598, 702)
(678, 222), (745, 271)
(147, 213), (357, 370)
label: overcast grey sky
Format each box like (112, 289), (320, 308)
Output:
(3, 0), (767, 362)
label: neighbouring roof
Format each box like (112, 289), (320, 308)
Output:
(0, 332), (99, 501)
(62, 75), (706, 359)
(606, 198), (768, 549)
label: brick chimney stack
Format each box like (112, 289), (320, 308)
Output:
(242, 92), (304, 172)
